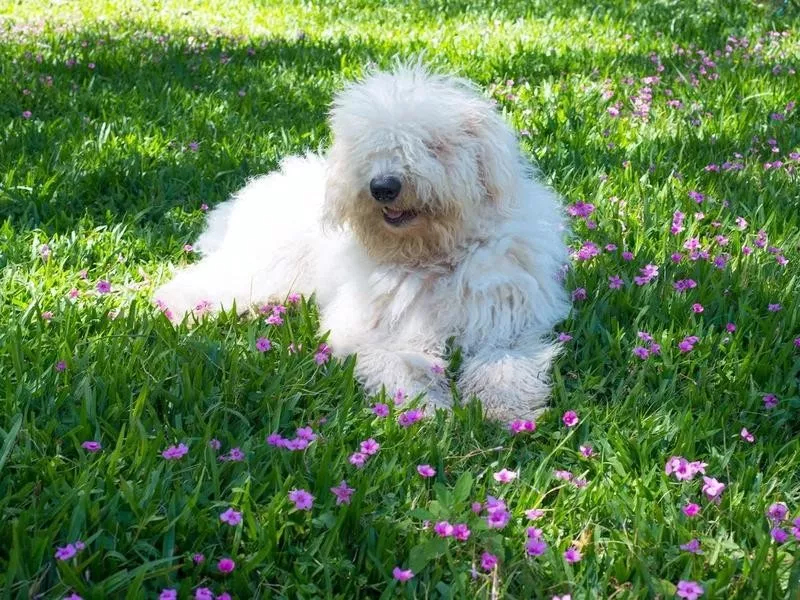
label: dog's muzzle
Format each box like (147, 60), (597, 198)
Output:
(369, 175), (402, 203)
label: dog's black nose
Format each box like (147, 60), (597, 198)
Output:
(369, 175), (402, 203)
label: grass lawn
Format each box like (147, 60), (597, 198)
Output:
(1, 1), (799, 598)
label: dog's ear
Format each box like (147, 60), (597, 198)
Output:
(465, 104), (523, 211)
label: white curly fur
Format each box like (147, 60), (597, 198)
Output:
(154, 64), (571, 421)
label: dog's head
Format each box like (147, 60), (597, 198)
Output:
(324, 63), (525, 266)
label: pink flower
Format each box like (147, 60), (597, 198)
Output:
(372, 403), (389, 417)
(763, 394), (778, 409)
(330, 480), (355, 505)
(525, 508), (545, 520)
(287, 292), (300, 303)
(162, 443), (189, 460)
(471, 502), (483, 514)
(678, 336), (699, 353)
(81, 440), (101, 452)
(222, 447), (245, 462)
(255, 337), (271, 352)
(452, 523), (471, 541)
(159, 589), (177, 600)
(563, 546), (581, 563)
(562, 410), (579, 427)
(192, 552), (205, 564)
(288, 488), (314, 510)
(493, 468), (518, 483)
(434, 521), (454, 537)
(218, 594), (232, 600)
(430, 362), (445, 374)
(220, 507), (242, 526)
(680, 538), (703, 554)
(392, 567), (414, 582)
(417, 464), (436, 478)
(682, 502), (701, 517)
(726, 323), (736, 333)
(702, 476), (725, 503)
(691, 303), (704, 313)
(209, 438), (222, 450)
(217, 557), (235, 573)
(554, 470), (573, 481)
(580, 445), (594, 458)
(676, 580), (704, 599)
(360, 438), (380, 455)
(96, 280), (111, 294)
(200, 203), (209, 211)
(558, 332), (573, 342)
(509, 419), (536, 434)
(480, 552), (498, 571)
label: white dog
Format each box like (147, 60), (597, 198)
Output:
(154, 64), (570, 421)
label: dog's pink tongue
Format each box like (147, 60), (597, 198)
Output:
(384, 208), (404, 218)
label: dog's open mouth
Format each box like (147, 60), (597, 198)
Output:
(382, 207), (418, 226)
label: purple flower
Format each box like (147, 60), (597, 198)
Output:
(608, 275), (624, 289)
(331, 480), (355, 505)
(486, 509), (511, 529)
(493, 468), (518, 483)
(393, 567), (414, 581)
(209, 438), (222, 450)
(680, 538), (703, 554)
(580, 445), (594, 458)
(96, 280), (111, 294)
(417, 464), (436, 478)
(558, 332), (573, 342)
(217, 557), (235, 573)
(622, 251), (634, 261)
(480, 552), (498, 571)
(563, 546), (581, 563)
(192, 553), (205, 564)
(360, 438), (380, 455)
(509, 419), (536, 434)
(571, 288), (587, 301)
(688, 191), (705, 203)
(526, 538), (548, 556)
(452, 523), (471, 541)
(562, 410), (579, 427)
(767, 502), (788, 522)
(763, 394), (778, 409)
(288, 488), (314, 510)
(255, 337), (271, 352)
(740, 428), (755, 443)
(398, 409), (424, 427)
(81, 440), (101, 452)
(434, 521), (454, 537)
(771, 528), (789, 543)
(768, 303), (782, 312)
(372, 403), (389, 417)
(349, 452), (367, 468)
(195, 588), (213, 600)
(682, 503), (701, 518)
(162, 443), (189, 460)
(702, 476), (725, 503)
(632, 346), (650, 359)
(634, 264), (659, 285)
(220, 507), (242, 526)
(691, 303), (704, 313)
(159, 589), (178, 600)
(676, 580), (704, 600)
(55, 544), (77, 560)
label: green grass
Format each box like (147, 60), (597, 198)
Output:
(1, 1), (799, 598)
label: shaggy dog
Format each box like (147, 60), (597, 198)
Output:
(154, 64), (570, 421)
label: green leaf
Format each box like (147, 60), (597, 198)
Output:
(408, 538), (448, 573)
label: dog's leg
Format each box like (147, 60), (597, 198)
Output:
(153, 254), (268, 320)
(457, 335), (562, 422)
